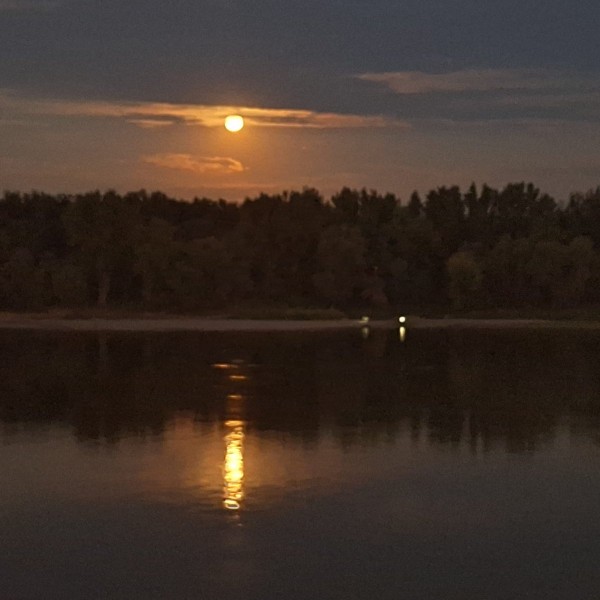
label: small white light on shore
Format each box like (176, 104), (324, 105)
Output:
(398, 316), (406, 324)
(360, 316), (370, 324)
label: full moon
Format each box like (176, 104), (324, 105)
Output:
(224, 115), (244, 132)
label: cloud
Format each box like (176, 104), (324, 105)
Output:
(487, 91), (600, 109)
(0, 0), (61, 10)
(143, 154), (246, 175)
(412, 116), (600, 135)
(235, 108), (404, 129)
(356, 69), (598, 95)
(0, 91), (408, 130)
(355, 69), (600, 123)
(125, 118), (178, 129)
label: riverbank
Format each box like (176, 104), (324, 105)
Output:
(0, 314), (376, 332)
(2, 311), (600, 332)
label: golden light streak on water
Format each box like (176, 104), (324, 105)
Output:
(223, 420), (245, 511)
(228, 374), (248, 381)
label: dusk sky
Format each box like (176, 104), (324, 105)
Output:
(1, 0), (599, 202)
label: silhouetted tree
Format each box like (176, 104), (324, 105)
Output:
(0, 181), (599, 312)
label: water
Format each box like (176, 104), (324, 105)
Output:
(1, 327), (600, 599)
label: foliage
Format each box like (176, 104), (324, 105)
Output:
(447, 251), (482, 310)
(0, 182), (599, 313)
(312, 224), (366, 305)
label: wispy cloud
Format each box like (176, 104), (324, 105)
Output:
(413, 117), (600, 135)
(239, 108), (402, 129)
(487, 91), (600, 109)
(126, 119), (176, 129)
(356, 69), (600, 123)
(0, 91), (407, 130)
(356, 69), (599, 95)
(143, 154), (246, 175)
(0, 0), (62, 11)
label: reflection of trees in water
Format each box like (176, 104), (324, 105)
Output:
(0, 331), (325, 443)
(2, 329), (600, 452)
(447, 330), (600, 453)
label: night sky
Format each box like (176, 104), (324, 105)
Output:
(1, 0), (599, 201)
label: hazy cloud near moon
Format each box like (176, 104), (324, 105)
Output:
(0, 91), (407, 130)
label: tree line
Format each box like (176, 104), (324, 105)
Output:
(1, 183), (600, 312)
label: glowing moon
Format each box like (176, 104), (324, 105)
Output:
(224, 115), (244, 132)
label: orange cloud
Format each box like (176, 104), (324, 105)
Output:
(143, 154), (246, 175)
(0, 91), (408, 130)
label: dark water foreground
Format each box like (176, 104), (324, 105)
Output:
(1, 327), (600, 599)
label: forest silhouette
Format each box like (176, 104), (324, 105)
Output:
(1, 182), (600, 312)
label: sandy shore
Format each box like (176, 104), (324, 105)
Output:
(1, 314), (600, 332)
(0, 316), (379, 332)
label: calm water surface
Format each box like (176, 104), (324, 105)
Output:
(1, 327), (600, 599)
